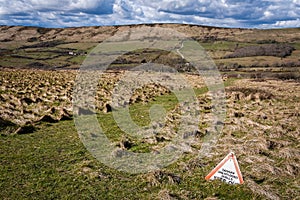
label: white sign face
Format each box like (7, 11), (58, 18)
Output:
(205, 152), (244, 185)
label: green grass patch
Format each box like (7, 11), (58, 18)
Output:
(0, 78), (256, 199)
(291, 43), (300, 50)
(0, 121), (155, 199)
(57, 43), (98, 51)
(69, 55), (86, 64)
(0, 119), (257, 199)
(199, 41), (255, 52)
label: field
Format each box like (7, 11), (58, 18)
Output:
(0, 24), (300, 199)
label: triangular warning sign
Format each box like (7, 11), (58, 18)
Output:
(205, 152), (244, 184)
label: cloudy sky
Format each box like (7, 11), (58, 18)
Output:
(0, 0), (299, 28)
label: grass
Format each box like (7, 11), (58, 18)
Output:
(97, 85), (207, 152)
(1, 75), (299, 199)
(0, 43), (92, 68)
(292, 43), (300, 50)
(56, 43), (98, 51)
(0, 78), (260, 199)
(0, 121), (150, 199)
(68, 55), (86, 64)
(1, 24), (299, 199)
(0, 120), (256, 199)
(0, 56), (33, 67)
(2, 36), (299, 73)
(199, 41), (255, 52)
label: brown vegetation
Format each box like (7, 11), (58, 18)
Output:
(0, 24), (299, 199)
(224, 44), (295, 58)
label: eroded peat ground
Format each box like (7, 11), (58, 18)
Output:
(0, 68), (299, 199)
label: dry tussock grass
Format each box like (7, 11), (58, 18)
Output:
(1, 68), (299, 199)
(0, 69), (175, 133)
(212, 78), (300, 199)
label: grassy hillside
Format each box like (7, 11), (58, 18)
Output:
(0, 24), (299, 199)
(0, 24), (299, 77)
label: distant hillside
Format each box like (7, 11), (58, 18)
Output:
(1, 24), (300, 43)
(0, 24), (299, 77)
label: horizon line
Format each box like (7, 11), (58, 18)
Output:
(1, 22), (299, 30)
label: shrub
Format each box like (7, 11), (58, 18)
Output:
(224, 44), (295, 58)
(27, 37), (39, 42)
(37, 28), (51, 35)
(272, 72), (300, 81)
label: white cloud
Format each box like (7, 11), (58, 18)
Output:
(274, 18), (300, 27)
(70, 0), (101, 9)
(264, 11), (274, 18)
